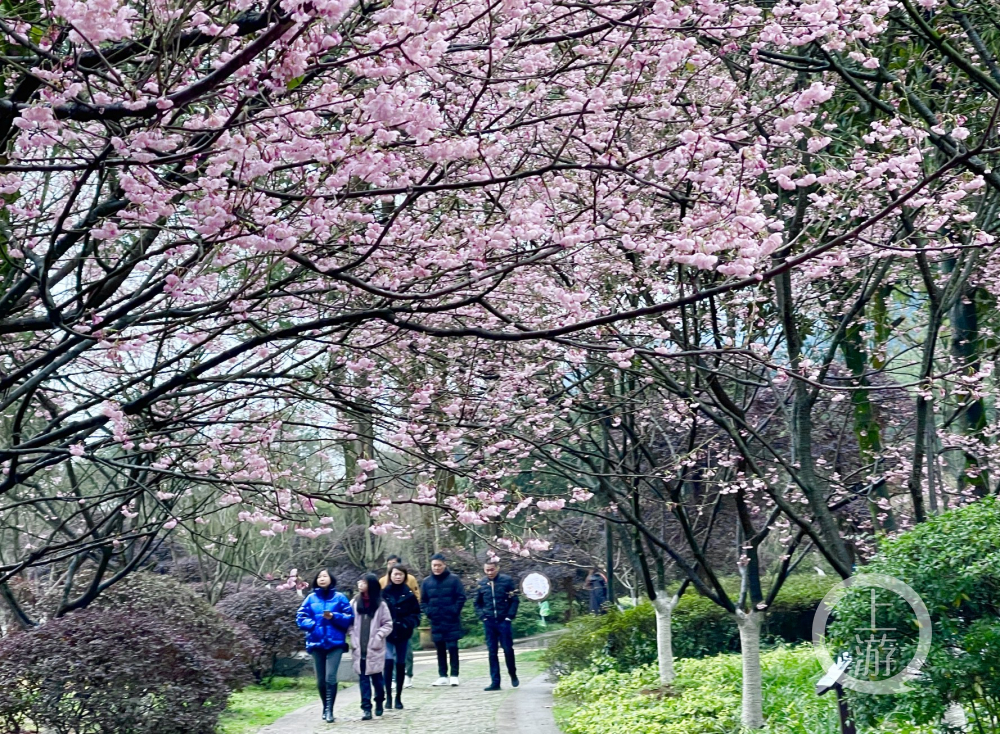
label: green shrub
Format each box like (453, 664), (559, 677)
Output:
(553, 645), (933, 734)
(826, 497), (1000, 732)
(539, 612), (612, 675)
(514, 596), (572, 637)
(543, 574), (832, 676)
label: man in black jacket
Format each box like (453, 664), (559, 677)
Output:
(420, 553), (466, 686)
(474, 560), (520, 691)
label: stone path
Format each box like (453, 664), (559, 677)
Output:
(258, 639), (560, 734)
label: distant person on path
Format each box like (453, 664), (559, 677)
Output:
(585, 568), (609, 614)
(420, 553), (466, 686)
(350, 573), (393, 720)
(379, 554), (420, 688)
(381, 564), (421, 709)
(474, 560), (520, 691)
(296, 568), (354, 724)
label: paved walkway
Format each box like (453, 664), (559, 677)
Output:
(258, 638), (560, 733)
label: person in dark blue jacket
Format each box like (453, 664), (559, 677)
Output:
(296, 568), (354, 723)
(474, 560), (520, 691)
(420, 553), (466, 686)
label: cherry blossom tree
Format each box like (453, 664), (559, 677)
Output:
(2, 0), (1000, 727)
(0, 0), (826, 605)
(331, 3), (1000, 726)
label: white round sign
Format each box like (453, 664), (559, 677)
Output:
(521, 572), (551, 601)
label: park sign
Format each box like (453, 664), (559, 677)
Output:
(521, 572), (551, 601)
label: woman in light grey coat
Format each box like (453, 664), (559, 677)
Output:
(350, 573), (393, 720)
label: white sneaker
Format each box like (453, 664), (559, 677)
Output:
(404, 676), (413, 688)
(432, 677), (449, 686)
(450, 676), (460, 686)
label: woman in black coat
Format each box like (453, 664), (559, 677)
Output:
(382, 565), (421, 708)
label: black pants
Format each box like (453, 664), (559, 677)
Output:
(359, 659), (385, 712)
(406, 627), (417, 677)
(484, 619), (517, 686)
(435, 639), (459, 677)
(383, 638), (409, 697)
(309, 646), (345, 705)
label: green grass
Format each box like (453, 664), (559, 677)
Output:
(218, 677), (324, 734)
(515, 649), (545, 663)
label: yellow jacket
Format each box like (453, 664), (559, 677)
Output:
(380, 571), (421, 601)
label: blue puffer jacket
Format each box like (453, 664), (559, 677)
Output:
(296, 587), (354, 650)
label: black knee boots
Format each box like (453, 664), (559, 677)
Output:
(322, 687), (336, 723)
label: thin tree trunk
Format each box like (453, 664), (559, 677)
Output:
(943, 702), (969, 732)
(927, 411), (939, 515)
(908, 252), (944, 524)
(0, 582), (35, 630)
(776, 262), (854, 569)
(605, 516), (615, 605)
(652, 594), (679, 685)
(736, 610), (764, 729)
(841, 321), (896, 531)
(950, 277), (988, 497)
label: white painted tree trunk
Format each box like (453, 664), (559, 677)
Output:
(735, 610), (764, 729)
(943, 702), (969, 732)
(652, 595), (678, 685)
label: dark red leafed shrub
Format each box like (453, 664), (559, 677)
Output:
(92, 573), (258, 689)
(0, 608), (230, 734)
(216, 589), (304, 682)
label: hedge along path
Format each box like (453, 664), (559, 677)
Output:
(257, 645), (559, 733)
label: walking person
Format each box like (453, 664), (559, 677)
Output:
(420, 553), (466, 686)
(379, 554), (420, 687)
(296, 569), (354, 723)
(381, 565), (421, 708)
(474, 560), (520, 691)
(585, 568), (609, 614)
(350, 573), (393, 721)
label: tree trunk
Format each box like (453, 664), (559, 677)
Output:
(0, 582), (35, 630)
(736, 609), (764, 729)
(776, 264), (853, 570)
(951, 285), (989, 497)
(841, 321), (896, 531)
(942, 702), (968, 732)
(652, 595), (678, 685)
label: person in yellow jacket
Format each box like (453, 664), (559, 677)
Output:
(380, 555), (420, 598)
(379, 555), (420, 687)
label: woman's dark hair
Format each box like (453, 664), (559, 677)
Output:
(312, 568), (338, 591)
(355, 572), (382, 613)
(388, 564), (410, 585)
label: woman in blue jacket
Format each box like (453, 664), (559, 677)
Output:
(296, 568), (354, 723)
